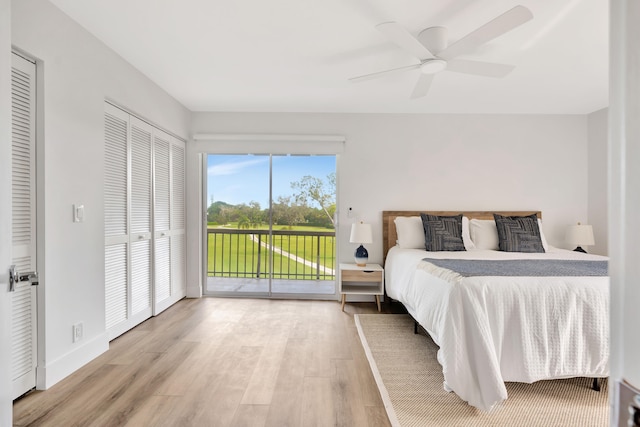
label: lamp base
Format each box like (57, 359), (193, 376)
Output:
(573, 246), (587, 253)
(354, 244), (369, 267)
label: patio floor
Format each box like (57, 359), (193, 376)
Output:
(206, 277), (336, 295)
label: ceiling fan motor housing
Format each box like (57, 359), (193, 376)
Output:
(418, 26), (448, 54)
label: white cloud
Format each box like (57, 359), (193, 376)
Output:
(207, 157), (268, 176)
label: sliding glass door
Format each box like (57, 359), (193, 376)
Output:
(205, 154), (336, 298)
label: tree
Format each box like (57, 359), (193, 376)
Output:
(207, 200), (233, 224)
(291, 173), (336, 227)
(237, 215), (250, 229)
(272, 196), (305, 228)
(217, 205), (231, 226)
(235, 201), (264, 228)
(303, 207), (333, 228)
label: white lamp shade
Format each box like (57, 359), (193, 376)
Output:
(350, 222), (373, 244)
(566, 224), (595, 246)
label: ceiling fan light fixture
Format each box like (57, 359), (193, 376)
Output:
(420, 59), (447, 74)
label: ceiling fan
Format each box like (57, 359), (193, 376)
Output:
(349, 5), (533, 99)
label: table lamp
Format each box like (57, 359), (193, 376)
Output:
(350, 222), (373, 266)
(566, 222), (595, 253)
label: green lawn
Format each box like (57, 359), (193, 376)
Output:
(207, 225), (336, 280)
(209, 223), (332, 232)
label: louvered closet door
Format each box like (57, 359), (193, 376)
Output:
(11, 53), (37, 399)
(154, 134), (186, 314)
(170, 139), (186, 299)
(104, 102), (184, 338)
(129, 117), (153, 320)
(153, 129), (172, 314)
(104, 104), (129, 338)
(104, 106), (153, 340)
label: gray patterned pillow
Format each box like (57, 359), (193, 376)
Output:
(420, 214), (466, 251)
(493, 213), (545, 253)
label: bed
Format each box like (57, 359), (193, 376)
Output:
(382, 211), (609, 412)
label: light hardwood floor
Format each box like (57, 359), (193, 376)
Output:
(14, 298), (399, 427)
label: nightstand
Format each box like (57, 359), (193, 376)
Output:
(339, 263), (384, 312)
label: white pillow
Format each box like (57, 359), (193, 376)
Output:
(462, 216), (475, 250)
(469, 219), (499, 250)
(469, 217), (549, 251)
(537, 218), (549, 251)
(395, 215), (475, 250)
(394, 216), (425, 249)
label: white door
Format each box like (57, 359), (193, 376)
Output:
(104, 105), (130, 338)
(104, 104), (152, 339)
(153, 129), (172, 313)
(129, 117), (153, 321)
(104, 104), (184, 338)
(153, 131), (186, 314)
(170, 140), (186, 301)
(104, 106), (153, 340)
(10, 53), (37, 399)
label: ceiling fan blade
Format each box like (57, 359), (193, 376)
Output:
(376, 22), (435, 60)
(410, 73), (434, 99)
(446, 59), (515, 78)
(438, 5), (533, 60)
(349, 63), (421, 83)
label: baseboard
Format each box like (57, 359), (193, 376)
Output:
(154, 294), (186, 315)
(36, 331), (109, 390)
(186, 283), (202, 298)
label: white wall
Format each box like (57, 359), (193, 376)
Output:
(609, 0), (640, 424)
(187, 112), (589, 296)
(11, 0), (191, 388)
(1, 0), (13, 423)
(587, 108), (608, 255)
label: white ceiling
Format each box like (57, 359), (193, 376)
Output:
(49, 0), (608, 114)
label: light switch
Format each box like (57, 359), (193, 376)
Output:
(73, 204), (84, 223)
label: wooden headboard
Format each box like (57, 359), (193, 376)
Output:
(382, 210), (542, 265)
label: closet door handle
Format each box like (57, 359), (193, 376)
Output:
(20, 272), (39, 286)
(9, 265), (39, 290)
(9, 265), (17, 292)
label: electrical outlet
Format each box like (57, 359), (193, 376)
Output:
(72, 322), (83, 343)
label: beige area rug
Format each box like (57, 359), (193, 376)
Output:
(355, 314), (609, 427)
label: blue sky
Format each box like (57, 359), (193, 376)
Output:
(207, 154), (336, 209)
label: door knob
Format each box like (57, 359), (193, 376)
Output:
(8, 265), (38, 291)
(20, 271), (39, 286)
(9, 265), (17, 292)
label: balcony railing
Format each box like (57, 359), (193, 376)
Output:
(207, 228), (335, 280)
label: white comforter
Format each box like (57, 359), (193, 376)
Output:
(385, 246), (609, 411)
